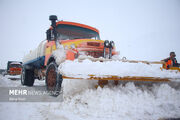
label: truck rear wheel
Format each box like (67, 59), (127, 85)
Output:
(21, 67), (35, 86)
(46, 62), (63, 96)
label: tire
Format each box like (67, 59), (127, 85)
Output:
(21, 67), (35, 86)
(45, 62), (63, 96)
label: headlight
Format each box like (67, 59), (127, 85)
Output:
(110, 41), (115, 48)
(105, 42), (109, 46)
(104, 40), (109, 47)
(70, 44), (76, 49)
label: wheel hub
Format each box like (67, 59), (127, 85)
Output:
(47, 68), (56, 90)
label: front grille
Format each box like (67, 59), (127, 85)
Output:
(87, 51), (103, 58)
(87, 42), (100, 47)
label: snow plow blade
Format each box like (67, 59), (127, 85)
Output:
(60, 56), (180, 87)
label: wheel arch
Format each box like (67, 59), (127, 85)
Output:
(47, 56), (56, 66)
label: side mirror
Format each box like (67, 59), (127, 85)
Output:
(46, 29), (51, 41)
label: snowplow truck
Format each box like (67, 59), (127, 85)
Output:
(21, 15), (180, 96)
(21, 15), (117, 96)
(7, 61), (22, 75)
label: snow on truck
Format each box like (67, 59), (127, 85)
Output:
(21, 15), (180, 96)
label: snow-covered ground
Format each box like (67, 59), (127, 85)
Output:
(0, 74), (180, 120)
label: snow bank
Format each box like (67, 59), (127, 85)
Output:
(62, 79), (97, 97)
(59, 59), (180, 79)
(0, 74), (180, 120)
(40, 83), (180, 120)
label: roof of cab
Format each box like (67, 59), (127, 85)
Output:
(56, 21), (99, 34)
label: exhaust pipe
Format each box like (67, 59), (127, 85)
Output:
(49, 15), (58, 40)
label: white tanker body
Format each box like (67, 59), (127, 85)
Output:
(22, 40), (46, 68)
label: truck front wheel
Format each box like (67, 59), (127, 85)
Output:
(21, 67), (35, 86)
(45, 62), (63, 96)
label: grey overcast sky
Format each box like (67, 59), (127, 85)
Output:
(0, 0), (180, 69)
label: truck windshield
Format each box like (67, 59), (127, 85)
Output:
(9, 64), (21, 68)
(56, 24), (100, 40)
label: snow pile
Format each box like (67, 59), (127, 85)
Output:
(40, 83), (180, 120)
(52, 45), (66, 65)
(0, 75), (180, 120)
(62, 79), (97, 97)
(59, 59), (180, 79)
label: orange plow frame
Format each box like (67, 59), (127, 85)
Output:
(63, 75), (172, 88)
(63, 75), (170, 82)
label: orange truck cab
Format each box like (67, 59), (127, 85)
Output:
(45, 20), (117, 65)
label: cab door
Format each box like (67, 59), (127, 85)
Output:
(44, 41), (56, 66)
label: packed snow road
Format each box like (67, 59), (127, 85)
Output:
(0, 75), (180, 120)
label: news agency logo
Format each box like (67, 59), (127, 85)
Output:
(0, 87), (63, 102)
(8, 89), (61, 96)
(9, 89), (28, 95)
